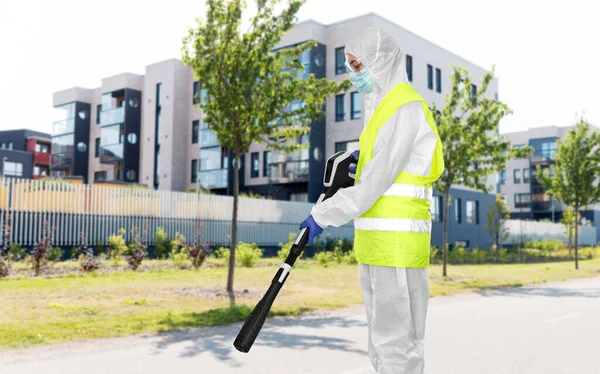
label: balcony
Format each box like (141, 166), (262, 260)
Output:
(269, 160), (309, 184)
(34, 152), (51, 165)
(531, 201), (555, 212)
(200, 129), (219, 147)
(530, 152), (556, 165)
(199, 169), (228, 189)
(51, 153), (73, 169)
(100, 143), (124, 164)
(52, 119), (75, 135)
(100, 107), (125, 126)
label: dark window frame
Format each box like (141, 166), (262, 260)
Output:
(191, 159), (198, 183)
(427, 64), (433, 90)
(435, 68), (442, 93)
(250, 152), (259, 178)
(406, 55), (413, 82)
(455, 198), (462, 224)
(350, 91), (361, 119)
(263, 150), (271, 177)
(192, 120), (200, 144)
(335, 94), (346, 122)
(335, 47), (346, 75)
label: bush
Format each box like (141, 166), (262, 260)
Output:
(47, 247), (63, 262)
(169, 233), (188, 269)
(29, 221), (56, 276)
(154, 227), (172, 259)
(108, 229), (128, 260)
(342, 250), (357, 264)
(9, 243), (26, 262)
(278, 233), (302, 262)
(315, 251), (333, 266)
(78, 232), (100, 273)
(125, 223), (149, 271)
(236, 242), (263, 268)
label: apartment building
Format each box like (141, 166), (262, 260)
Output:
(500, 124), (600, 241)
(50, 12), (500, 249)
(0, 129), (52, 179)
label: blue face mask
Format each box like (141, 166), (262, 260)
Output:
(349, 68), (373, 94)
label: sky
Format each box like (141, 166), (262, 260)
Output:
(0, 0), (598, 136)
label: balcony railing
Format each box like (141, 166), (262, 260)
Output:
(531, 201), (555, 211)
(269, 160), (309, 184)
(100, 143), (124, 164)
(34, 152), (51, 165)
(51, 153), (73, 169)
(52, 119), (75, 135)
(198, 169), (228, 189)
(100, 107), (125, 126)
(200, 129), (219, 147)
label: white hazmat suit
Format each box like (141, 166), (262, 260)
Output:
(310, 27), (438, 373)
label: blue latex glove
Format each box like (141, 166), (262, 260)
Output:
(349, 150), (359, 174)
(299, 215), (324, 245)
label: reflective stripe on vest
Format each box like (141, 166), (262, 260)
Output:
(354, 218), (432, 233)
(353, 82), (445, 269)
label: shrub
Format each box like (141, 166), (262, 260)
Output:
(342, 249), (357, 264)
(187, 221), (212, 268)
(0, 212), (12, 277)
(125, 222), (149, 271)
(9, 243), (26, 262)
(236, 242), (263, 268)
(47, 246), (63, 262)
(315, 251), (333, 266)
(239, 191), (264, 199)
(169, 233), (188, 269)
(108, 229), (128, 260)
(540, 239), (563, 253)
(278, 233), (302, 262)
(154, 227), (172, 259)
(29, 221), (56, 276)
(78, 232), (100, 273)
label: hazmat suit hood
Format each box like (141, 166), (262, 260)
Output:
(345, 27), (408, 124)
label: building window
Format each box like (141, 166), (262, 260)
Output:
(35, 143), (50, 153)
(540, 141), (557, 160)
(466, 200), (479, 224)
(500, 170), (506, 184)
(95, 138), (100, 158)
(350, 92), (361, 119)
(335, 94), (346, 122)
(515, 193), (531, 208)
(96, 104), (102, 124)
(427, 64), (433, 90)
(455, 198), (462, 224)
(335, 140), (359, 153)
(251, 152), (259, 178)
(290, 192), (308, 202)
(406, 55), (413, 82)
(192, 120), (199, 144)
(193, 81), (200, 104)
(263, 151), (271, 177)
(94, 171), (107, 182)
(431, 196), (442, 222)
(335, 47), (346, 75)
(514, 169), (521, 183)
(4, 161), (23, 177)
(7, 143), (12, 150)
(191, 159), (198, 183)
(495, 92), (499, 101)
(471, 84), (477, 102)
(435, 68), (442, 93)
(523, 168), (530, 183)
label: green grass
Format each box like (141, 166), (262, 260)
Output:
(1, 257), (599, 350)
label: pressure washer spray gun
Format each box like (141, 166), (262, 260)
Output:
(233, 151), (357, 353)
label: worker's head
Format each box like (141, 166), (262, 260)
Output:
(344, 27), (407, 95)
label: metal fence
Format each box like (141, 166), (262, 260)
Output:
(0, 177), (354, 248)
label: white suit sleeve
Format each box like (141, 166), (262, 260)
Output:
(310, 101), (430, 228)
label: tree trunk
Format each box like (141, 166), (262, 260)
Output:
(227, 154), (240, 306)
(442, 191), (451, 277)
(574, 207), (579, 270)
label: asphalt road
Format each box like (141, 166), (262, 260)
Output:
(2, 277), (600, 374)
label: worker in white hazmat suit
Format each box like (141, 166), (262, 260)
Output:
(300, 27), (445, 373)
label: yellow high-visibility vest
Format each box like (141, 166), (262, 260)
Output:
(354, 82), (445, 268)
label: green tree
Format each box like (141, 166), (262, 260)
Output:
(432, 66), (533, 277)
(535, 118), (600, 269)
(182, 0), (351, 305)
(485, 193), (511, 250)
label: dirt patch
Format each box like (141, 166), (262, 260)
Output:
(169, 286), (266, 300)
